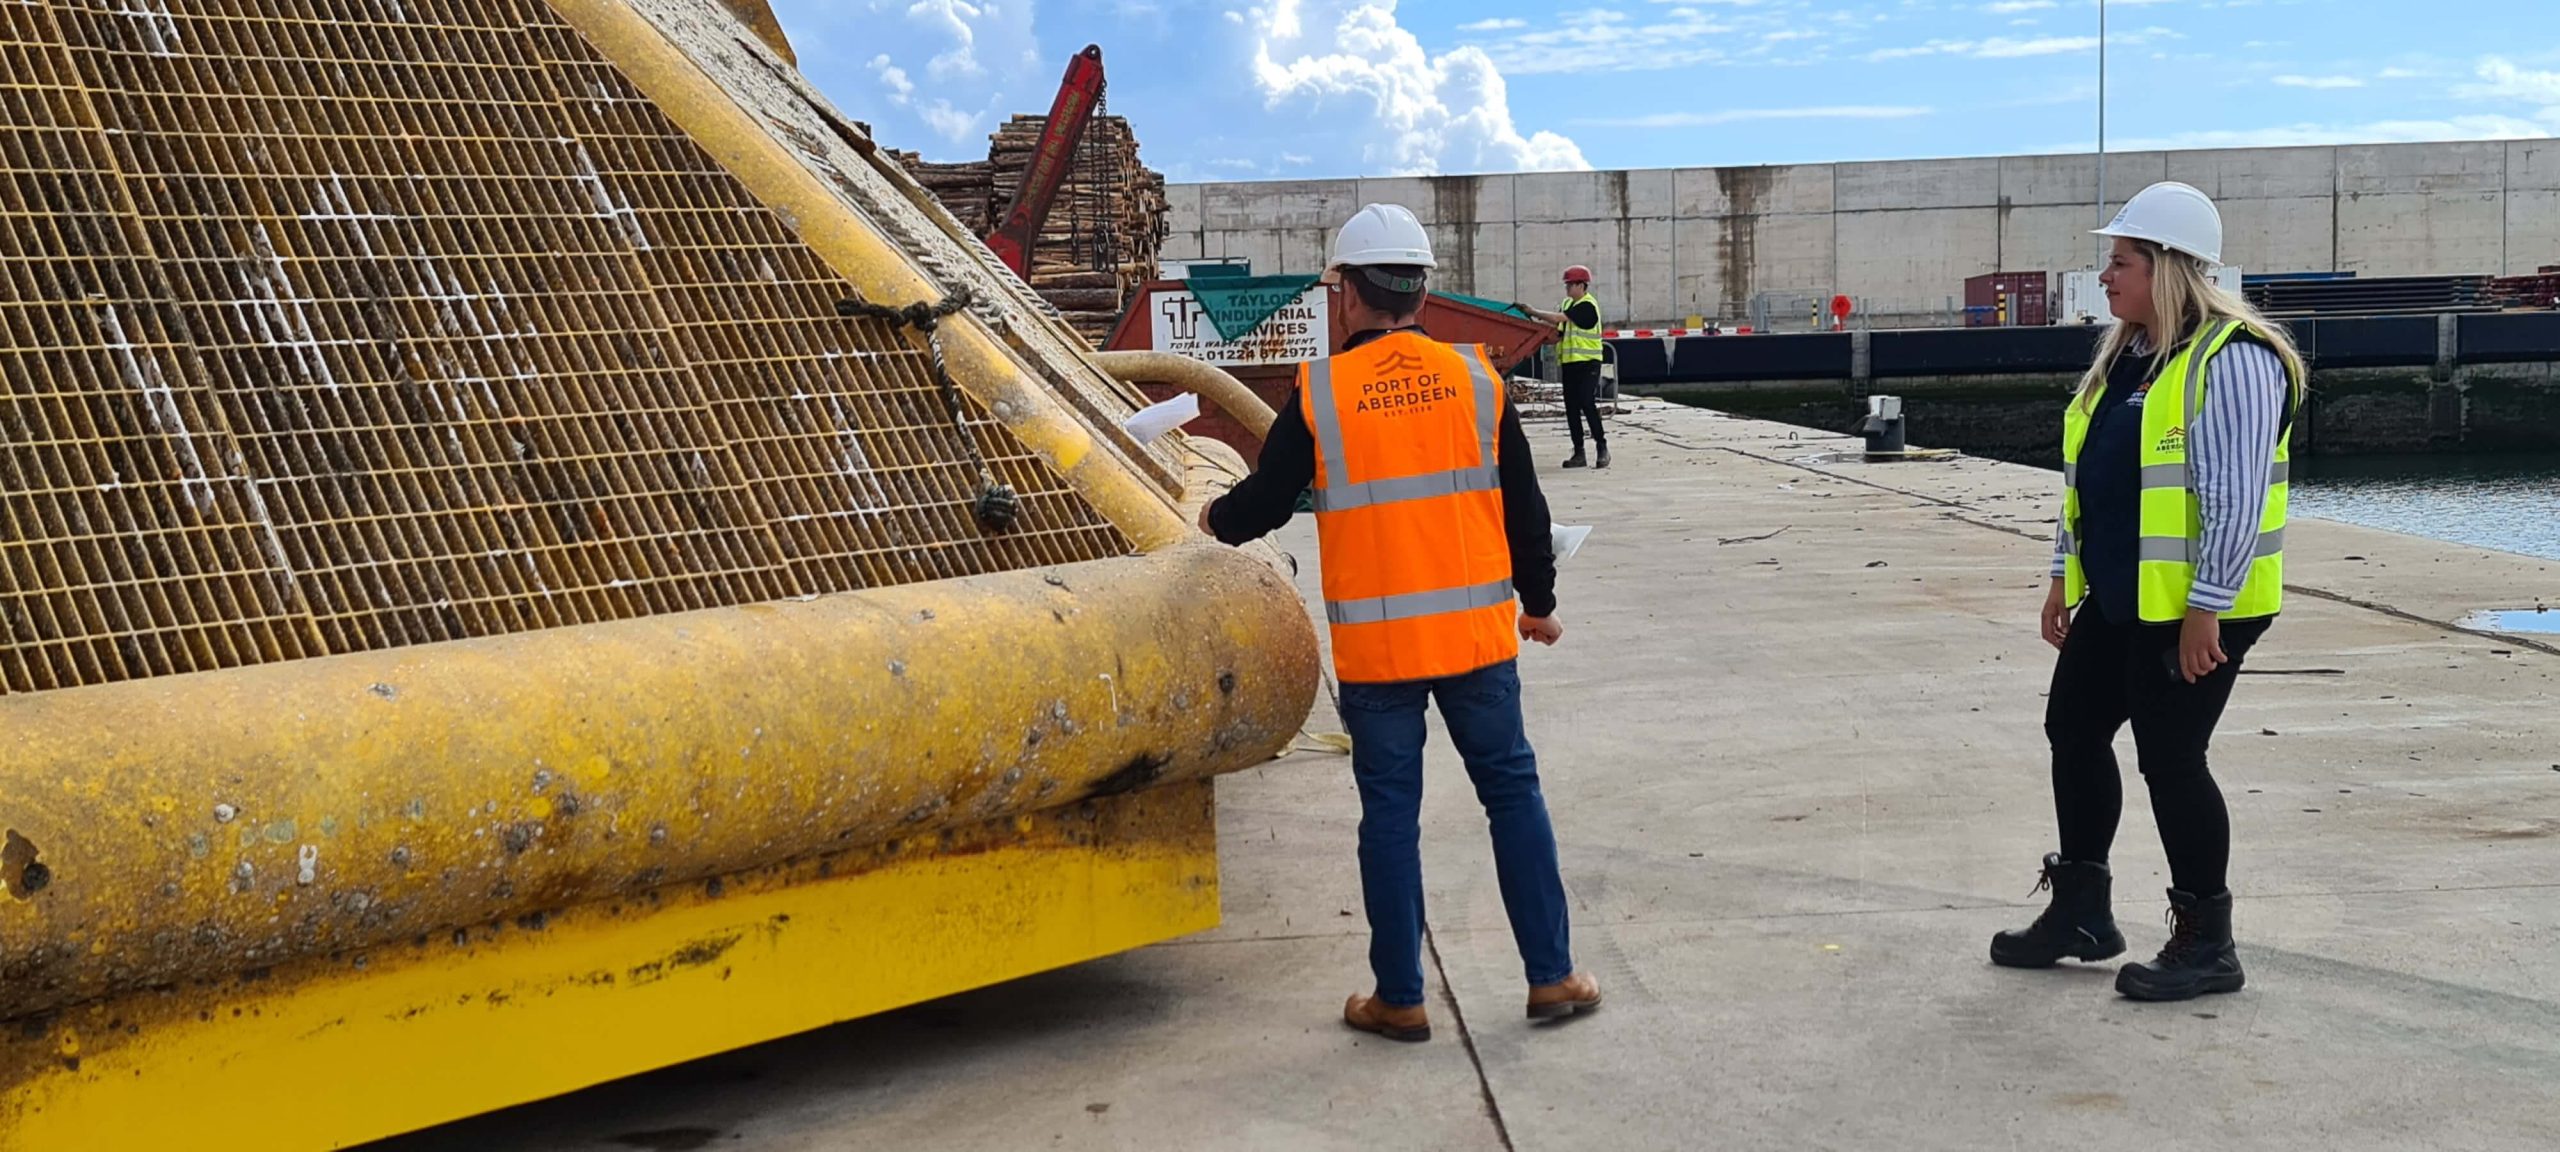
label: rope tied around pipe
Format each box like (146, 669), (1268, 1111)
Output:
(835, 287), (1021, 533)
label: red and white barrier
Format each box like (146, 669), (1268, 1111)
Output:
(1601, 327), (1750, 338)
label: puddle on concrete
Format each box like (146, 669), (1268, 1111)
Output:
(2461, 609), (2560, 635)
(1790, 449), (1967, 466)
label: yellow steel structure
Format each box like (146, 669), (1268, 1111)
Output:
(0, 0), (1319, 1146)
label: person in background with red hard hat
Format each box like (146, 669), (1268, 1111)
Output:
(1526, 268), (1609, 469)
(1201, 202), (1601, 1043)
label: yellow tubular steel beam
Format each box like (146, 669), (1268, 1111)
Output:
(539, 0), (1189, 552)
(0, 542), (1318, 1021)
(0, 783), (1220, 1152)
(715, 0), (797, 64)
(1089, 350), (1282, 441)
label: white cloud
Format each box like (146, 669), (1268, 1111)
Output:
(907, 0), (983, 78)
(1471, 0), (1835, 75)
(1981, 0), (2054, 12)
(2459, 57), (2560, 106)
(1867, 25), (2181, 62)
(867, 51), (982, 143)
(2378, 67), (2427, 80)
(1977, 35), (2099, 57)
(2272, 75), (2365, 90)
(1869, 35), (2095, 61)
(1249, 0), (1589, 175)
(868, 54), (916, 101)
(1457, 17), (1526, 31)
(1575, 105), (1934, 129)
(776, 2), (1039, 155)
(2109, 115), (2556, 151)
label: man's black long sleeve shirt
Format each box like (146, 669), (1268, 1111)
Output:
(1203, 331), (1558, 619)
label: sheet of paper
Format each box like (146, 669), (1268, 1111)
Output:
(1121, 392), (1201, 444)
(1552, 524), (1592, 563)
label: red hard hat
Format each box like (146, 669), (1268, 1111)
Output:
(1562, 265), (1592, 283)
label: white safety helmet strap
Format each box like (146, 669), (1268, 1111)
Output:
(1353, 265), (1427, 293)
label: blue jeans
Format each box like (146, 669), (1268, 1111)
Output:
(1337, 659), (1572, 1007)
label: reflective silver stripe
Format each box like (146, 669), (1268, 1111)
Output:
(1311, 466), (1500, 512)
(2139, 463), (2187, 490)
(1326, 578), (1516, 626)
(1466, 347), (1501, 467)
(2057, 529), (2079, 556)
(2138, 528), (2284, 565)
(2137, 462), (2281, 489)
(1303, 359), (1348, 493)
(2061, 462), (2078, 486)
(2138, 536), (2192, 563)
(1304, 344), (1506, 513)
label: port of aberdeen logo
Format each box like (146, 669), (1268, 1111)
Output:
(2156, 426), (2187, 454)
(1377, 350), (1429, 374)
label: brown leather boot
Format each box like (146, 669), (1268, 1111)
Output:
(1526, 971), (1603, 1020)
(1342, 993), (1431, 1042)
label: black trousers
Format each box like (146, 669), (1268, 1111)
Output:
(1561, 360), (1606, 449)
(2045, 603), (2272, 897)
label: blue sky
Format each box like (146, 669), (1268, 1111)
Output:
(771, 0), (2560, 181)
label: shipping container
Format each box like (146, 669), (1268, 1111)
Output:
(2060, 266), (2243, 326)
(1964, 271), (2051, 327)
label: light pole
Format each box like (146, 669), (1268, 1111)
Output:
(2096, 0), (2108, 267)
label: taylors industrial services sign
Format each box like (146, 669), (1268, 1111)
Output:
(1150, 286), (1328, 366)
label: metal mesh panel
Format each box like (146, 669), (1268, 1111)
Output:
(0, 0), (1130, 695)
(0, 0), (321, 693)
(522, 15), (1130, 589)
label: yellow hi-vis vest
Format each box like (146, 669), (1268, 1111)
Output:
(2060, 319), (2294, 623)
(1557, 294), (1603, 364)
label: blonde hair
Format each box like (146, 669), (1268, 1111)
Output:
(2076, 241), (2307, 411)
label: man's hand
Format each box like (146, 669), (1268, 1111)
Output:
(1196, 500), (1216, 537)
(2041, 578), (2071, 651)
(1519, 614), (1563, 646)
(2177, 607), (2227, 684)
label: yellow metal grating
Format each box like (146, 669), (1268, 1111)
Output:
(0, 0), (1131, 695)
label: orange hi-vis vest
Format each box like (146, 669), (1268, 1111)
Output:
(1300, 332), (1519, 684)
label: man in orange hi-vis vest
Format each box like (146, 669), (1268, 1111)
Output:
(1203, 203), (1600, 1043)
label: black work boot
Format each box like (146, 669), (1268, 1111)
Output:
(1989, 853), (2126, 968)
(1562, 447), (1588, 468)
(2116, 888), (2244, 1001)
(1595, 444), (1612, 469)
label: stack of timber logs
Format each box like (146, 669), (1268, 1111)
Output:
(893, 114), (1168, 345)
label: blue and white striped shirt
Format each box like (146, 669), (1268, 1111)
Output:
(2051, 337), (2291, 614)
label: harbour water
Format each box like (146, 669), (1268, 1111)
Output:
(2291, 452), (2560, 563)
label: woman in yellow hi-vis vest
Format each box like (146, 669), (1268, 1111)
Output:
(1990, 182), (2306, 1003)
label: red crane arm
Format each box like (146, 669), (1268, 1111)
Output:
(984, 45), (1105, 279)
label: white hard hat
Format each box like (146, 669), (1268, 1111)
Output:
(2093, 181), (2223, 265)
(1331, 203), (1436, 269)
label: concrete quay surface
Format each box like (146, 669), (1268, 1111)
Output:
(378, 403), (2560, 1152)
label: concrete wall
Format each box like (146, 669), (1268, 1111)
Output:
(1167, 139), (2560, 328)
